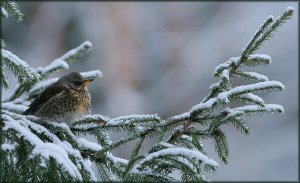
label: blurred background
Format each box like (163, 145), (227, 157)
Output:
(1, 2), (298, 181)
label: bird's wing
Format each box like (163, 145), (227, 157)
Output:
(23, 84), (68, 115)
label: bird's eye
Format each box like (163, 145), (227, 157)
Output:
(74, 81), (81, 85)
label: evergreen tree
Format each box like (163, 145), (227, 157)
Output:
(0, 2), (294, 182)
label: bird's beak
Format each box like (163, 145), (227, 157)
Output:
(82, 79), (94, 86)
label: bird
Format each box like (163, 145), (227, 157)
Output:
(23, 72), (95, 124)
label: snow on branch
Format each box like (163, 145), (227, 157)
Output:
(0, 63), (9, 88)
(32, 143), (84, 180)
(235, 71), (268, 82)
(131, 147), (219, 173)
(1, 6), (8, 18)
(1, 49), (40, 85)
(250, 7), (294, 55)
(28, 77), (59, 99)
(206, 53), (272, 104)
(214, 57), (238, 78)
(217, 80), (284, 101)
(72, 115), (110, 130)
(242, 15), (274, 56)
(35, 60), (69, 79)
(190, 81), (284, 116)
(80, 70), (103, 80)
(233, 104), (284, 114)
(214, 54), (271, 78)
(127, 170), (177, 182)
(2, 110), (97, 181)
(244, 54), (272, 67)
(229, 8), (293, 77)
(1, 39), (5, 47)
(5, 41), (96, 102)
(190, 98), (218, 118)
(77, 137), (102, 151)
(1, 6), (293, 182)
(72, 114), (161, 132)
(108, 114), (161, 126)
(2, 102), (28, 113)
(1, 142), (16, 152)
(1, 1), (24, 22)
(234, 93), (266, 106)
(207, 104), (284, 134)
(166, 112), (190, 125)
(191, 81), (283, 117)
(60, 41), (93, 63)
(36, 41), (94, 80)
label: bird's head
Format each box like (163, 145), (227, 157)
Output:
(58, 72), (94, 90)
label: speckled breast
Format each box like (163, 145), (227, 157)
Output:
(35, 88), (92, 123)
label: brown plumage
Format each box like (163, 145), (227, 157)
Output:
(23, 72), (94, 124)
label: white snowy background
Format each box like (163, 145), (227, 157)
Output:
(1, 2), (298, 181)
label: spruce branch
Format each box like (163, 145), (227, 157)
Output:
(80, 70), (103, 80)
(125, 170), (176, 182)
(231, 7), (294, 75)
(217, 80), (284, 101)
(7, 41), (95, 102)
(2, 102), (28, 114)
(27, 77), (59, 100)
(1, 39), (6, 47)
(1, 110), (97, 181)
(95, 162), (119, 181)
(58, 41), (93, 63)
(94, 129), (151, 156)
(0, 1), (24, 22)
(123, 135), (146, 177)
(250, 7), (294, 55)
(211, 129), (229, 164)
(1, 6), (9, 18)
(72, 114), (160, 133)
(35, 41), (94, 80)
(1, 49), (40, 98)
(242, 15), (274, 57)
(177, 135), (197, 150)
(154, 7), (292, 163)
(131, 147), (218, 173)
(1, 49), (40, 85)
(1, 5), (293, 182)
(235, 71), (268, 82)
(234, 93), (266, 107)
(229, 118), (250, 135)
(243, 54), (272, 67)
(0, 64), (9, 88)
(233, 104), (284, 115)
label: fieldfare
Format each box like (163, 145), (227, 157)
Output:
(23, 72), (94, 124)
